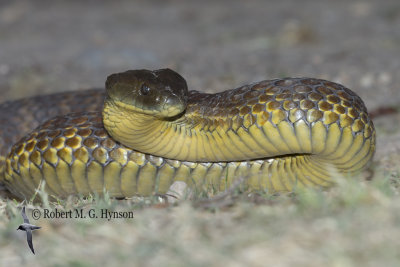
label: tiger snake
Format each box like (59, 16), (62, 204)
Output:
(0, 69), (376, 199)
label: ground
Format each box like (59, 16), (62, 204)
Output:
(0, 0), (399, 266)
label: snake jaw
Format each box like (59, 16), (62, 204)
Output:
(105, 95), (185, 119)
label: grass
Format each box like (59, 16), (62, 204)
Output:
(0, 166), (400, 267)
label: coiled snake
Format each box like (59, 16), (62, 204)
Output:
(0, 69), (375, 199)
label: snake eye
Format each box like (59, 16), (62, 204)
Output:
(140, 84), (151, 95)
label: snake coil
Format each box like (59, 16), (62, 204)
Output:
(0, 69), (375, 199)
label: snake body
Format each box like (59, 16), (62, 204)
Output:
(0, 69), (375, 199)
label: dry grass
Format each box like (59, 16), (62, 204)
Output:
(0, 163), (399, 267)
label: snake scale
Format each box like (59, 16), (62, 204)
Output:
(0, 69), (375, 199)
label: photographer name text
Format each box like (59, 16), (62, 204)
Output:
(32, 208), (134, 221)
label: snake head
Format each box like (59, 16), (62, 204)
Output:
(105, 69), (188, 118)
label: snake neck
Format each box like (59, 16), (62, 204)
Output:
(103, 89), (280, 162)
(103, 99), (189, 154)
(103, 96), (236, 162)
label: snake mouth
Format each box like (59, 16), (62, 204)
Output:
(105, 94), (186, 118)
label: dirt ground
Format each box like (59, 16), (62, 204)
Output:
(0, 0), (399, 266)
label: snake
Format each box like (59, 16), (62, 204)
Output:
(0, 69), (376, 199)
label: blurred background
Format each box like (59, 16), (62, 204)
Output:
(1, 1), (400, 266)
(0, 0), (399, 110)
